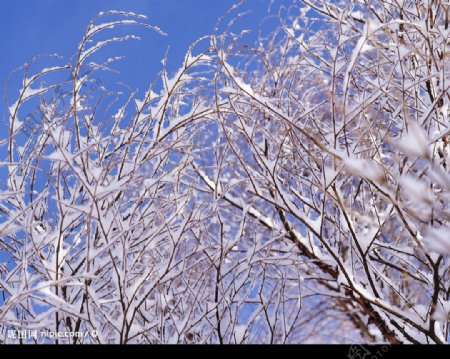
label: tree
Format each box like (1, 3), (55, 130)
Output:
(1, 1), (449, 344)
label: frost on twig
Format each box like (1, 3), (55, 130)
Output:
(1, 1), (450, 344)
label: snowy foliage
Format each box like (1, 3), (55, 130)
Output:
(1, 1), (450, 343)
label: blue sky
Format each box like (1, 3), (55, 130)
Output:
(0, 0), (269, 185)
(0, 0), (270, 117)
(0, 0), (229, 80)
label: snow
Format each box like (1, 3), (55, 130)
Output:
(80, 36), (141, 63)
(135, 90), (158, 111)
(322, 166), (339, 187)
(2, 3), (450, 345)
(396, 121), (430, 158)
(423, 226), (450, 255)
(222, 61), (254, 96)
(91, 167), (102, 180)
(351, 11), (364, 21)
(186, 52), (213, 65)
(400, 176), (432, 203)
(10, 117), (23, 132)
(360, 43), (374, 53)
(46, 144), (73, 163)
(22, 84), (49, 100)
(359, 226), (378, 252)
(8, 100), (19, 115)
(234, 325), (247, 343)
(337, 269), (349, 286)
(99, 10), (147, 19)
(46, 150), (66, 162)
(87, 20), (139, 37)
(431, 301), (450, 322)
(343, 157), (384, 182)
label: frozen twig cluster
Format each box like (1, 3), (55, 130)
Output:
(1, 1), (450, 344)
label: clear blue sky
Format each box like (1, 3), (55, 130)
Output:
(0, 0), (272, 201)
(0, 0), (271, 118)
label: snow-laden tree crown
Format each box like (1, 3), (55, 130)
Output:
(1, 0), (450, 344)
